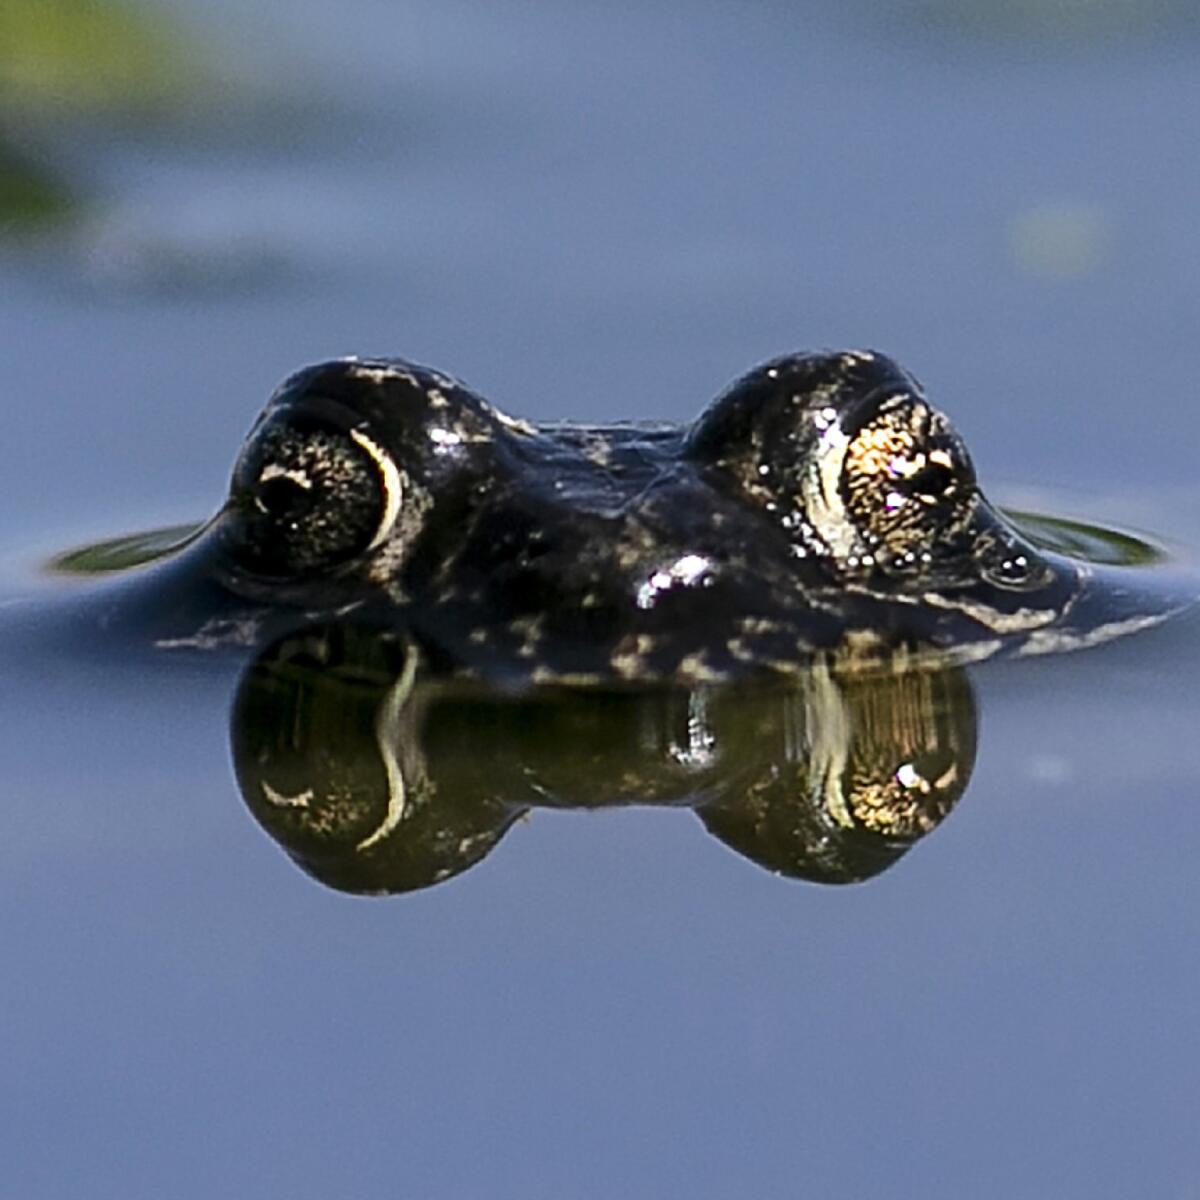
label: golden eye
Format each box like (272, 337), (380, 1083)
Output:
(841, 398), (976, 568)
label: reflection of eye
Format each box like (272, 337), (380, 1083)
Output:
(226, 415), (399, 577)
(841, 398), (976, 567)
(846, 748), (960, 840)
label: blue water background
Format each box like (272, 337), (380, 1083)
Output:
(1, 2), (1199, 1196)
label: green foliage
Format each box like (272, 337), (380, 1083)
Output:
(0, 0), (210, 232)
(0, 0), (201, 115)
(0, 139), (74, 229)
(1007, 510), (1164, 565)
(50, 524), (205, 574)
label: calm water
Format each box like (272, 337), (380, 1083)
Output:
(3, 2), (1199, 1196)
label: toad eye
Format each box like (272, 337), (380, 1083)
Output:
(840, 396), (977, 568)
(225, 414), (400, 578)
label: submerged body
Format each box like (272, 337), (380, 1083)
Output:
(53, 349), (1194, 684)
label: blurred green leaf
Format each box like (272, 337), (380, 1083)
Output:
(0, 0), (202, 115)
(0, 139), (74, 229)
(1005, 510), (1165, 565)
(0, 1), (214, 235)
(50, 523), (205, 574)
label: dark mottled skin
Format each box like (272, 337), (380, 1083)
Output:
(170, 347), (1180, 686)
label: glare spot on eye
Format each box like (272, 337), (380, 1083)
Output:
(885, 490), (906, 512)
(812, 406), (839, 431)
(676, 554), (709, 582)
(636, 572), (672, 609)
(896, 762), (924, 790)
(758, 464), (771, 476)
(888, 453), (923, 479)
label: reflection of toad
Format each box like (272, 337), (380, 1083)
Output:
(231, 625), (976, 895)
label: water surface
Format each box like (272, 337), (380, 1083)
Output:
(2, 2), (1199, 1197)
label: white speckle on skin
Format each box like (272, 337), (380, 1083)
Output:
(920, 589), (1062, 633)
(580, 434), (615, 467)
(676, 653), (729, 683)
(1016, 612), (1175, 656)
(155, 616), (262, 651)
(636, 553), (712, 610)
(483, 401), (539, 437)
(530, 667), (605, 686)
(945, 638), (1004, 665)
(728, 638), (758, 662)
(610, 650), (646, 679)
(346, 361), (420, 388)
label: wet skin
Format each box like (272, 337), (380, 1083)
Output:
(50, 348), (1193, 683)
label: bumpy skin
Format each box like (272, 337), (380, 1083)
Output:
(198, 349), (1159, 685)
